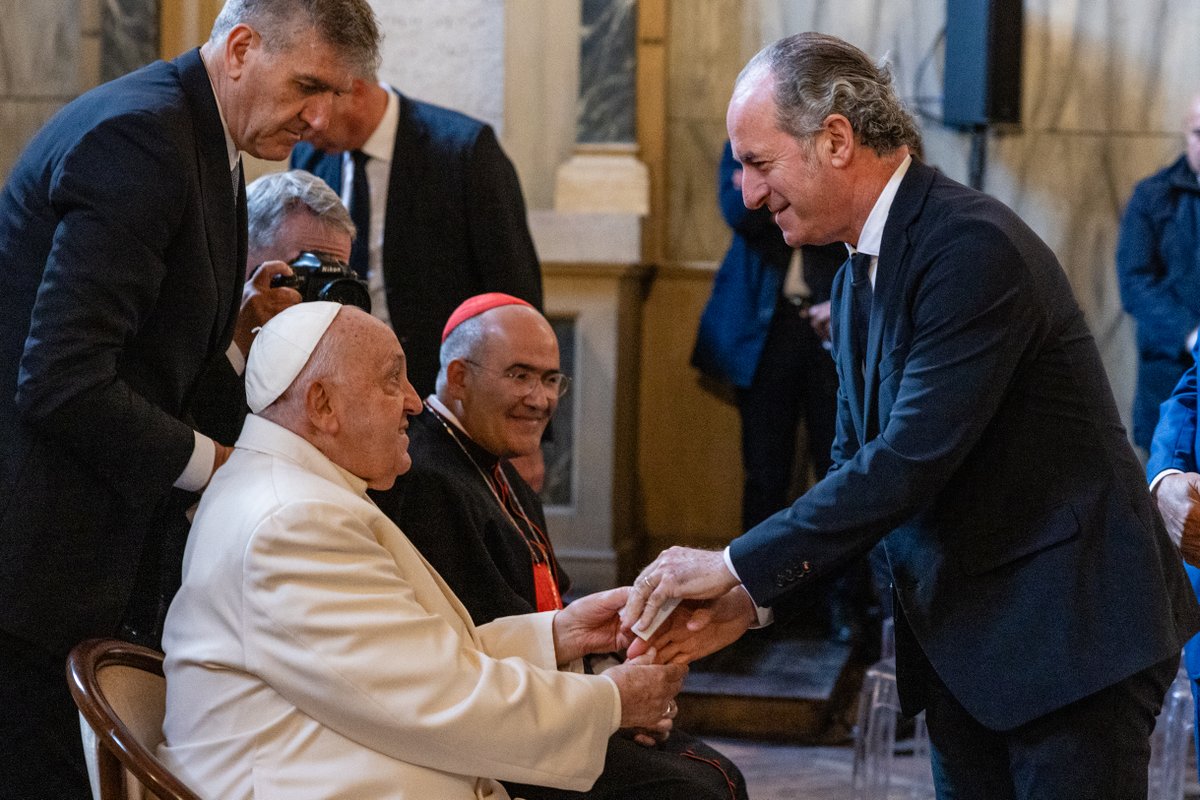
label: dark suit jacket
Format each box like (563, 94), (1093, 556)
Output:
(691, 141), (845, 388)
(291, 91), (543, 397)
(1116, 155), (1200, 449)
(1146, 349), (1200, 681)
(0, 48), (245, 655)
(730, 158), (1199, 731)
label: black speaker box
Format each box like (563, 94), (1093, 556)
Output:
(943, 0), (1023, 128)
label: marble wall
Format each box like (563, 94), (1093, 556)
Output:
(664, 0), (1200, 441)
(0, 1), (89, 180)
(0, 0), (157, 181)
(375, 0), (506, 135)
(578, 0), (637, 143)
(101, 0), (159, 83)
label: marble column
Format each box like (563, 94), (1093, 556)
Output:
(0, 0), (157, 181)
(552, 0), (648, 232)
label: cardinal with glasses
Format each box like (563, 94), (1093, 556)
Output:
(372, 293), (748, 800)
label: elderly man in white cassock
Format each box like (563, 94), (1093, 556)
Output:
(158, 301), (685, 800)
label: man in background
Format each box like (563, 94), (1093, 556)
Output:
(377, 293), (747, 800)
(160, 301), (685, 798)
(1145, 345), (1200, 778)
(291, 76), (543, 399)
(1117, 92), (1200, 452)
(0, 1), (380, 795)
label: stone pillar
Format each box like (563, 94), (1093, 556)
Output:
(553, 0), (649, 226)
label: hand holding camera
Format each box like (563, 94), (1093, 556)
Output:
(269, 251), (371, 312)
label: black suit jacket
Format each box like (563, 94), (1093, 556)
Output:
(731, 159), (1199, 730)
(0, 49), (245, 655)
(291, 90), (543, 397)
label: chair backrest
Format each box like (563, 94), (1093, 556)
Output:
(66, 638), (200, 800)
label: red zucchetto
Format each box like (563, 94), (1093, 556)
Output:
(441, 293), (534, 342)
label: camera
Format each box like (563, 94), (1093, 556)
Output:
(270, 251), (371, 312)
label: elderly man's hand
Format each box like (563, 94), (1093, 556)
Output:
(1154, 472), (1200, 565)
(604, 651), (686, 731)
(552, 587), (633, 665)
(233, 260), (302, 358)
(619, 547), (740, 635)
(627, 587), (756, 665)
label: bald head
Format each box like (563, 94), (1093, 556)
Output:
(1186, 94), (1200, 174)
(436, 304), (564, 459)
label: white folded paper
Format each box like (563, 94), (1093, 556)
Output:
(631, 597), (681, 641)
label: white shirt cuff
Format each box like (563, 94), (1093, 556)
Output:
(1150, 469), (1184, 495)
(226, 340), (246, 376)
(723, 547), (774, 628)
(174, 431), (215, 492)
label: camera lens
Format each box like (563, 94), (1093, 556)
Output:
(318, 278), (372, 313)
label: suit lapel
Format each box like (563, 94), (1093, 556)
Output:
(834, 260), (868, 441)
(176, 48), (241, 355)
(861, 160), (935, 437)
(383, 90), (417, 322)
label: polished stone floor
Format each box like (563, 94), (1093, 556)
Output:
(704, 736), (932, 800)
(703, 736), (1200, 800)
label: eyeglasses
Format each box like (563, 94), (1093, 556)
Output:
(463, 360), (571, 398)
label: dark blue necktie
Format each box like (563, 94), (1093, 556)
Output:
(348, 150), (371, 279)
(850, 252), (873, 364)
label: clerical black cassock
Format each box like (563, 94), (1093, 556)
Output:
(372, 404), (750, 800)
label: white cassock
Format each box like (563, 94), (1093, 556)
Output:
(158, 414), (619, 799)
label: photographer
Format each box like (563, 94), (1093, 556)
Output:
(191, 169), (359, 446)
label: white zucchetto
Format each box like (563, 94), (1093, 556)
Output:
(245, 301), (342, 413)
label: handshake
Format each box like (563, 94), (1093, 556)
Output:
(554, 547), (759, 739)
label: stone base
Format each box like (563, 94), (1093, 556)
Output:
(678, 632), (865, 743)
(553, 150), (649, 215)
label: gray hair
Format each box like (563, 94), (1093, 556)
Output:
(246, 169), (355, 255)
(738, 32), (921, 156)
(435, 315), (490, 395)
(209, 0), (381, 78)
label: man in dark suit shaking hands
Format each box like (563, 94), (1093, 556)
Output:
(622, 32), (1200, 799)
(0, 1), (380, 796)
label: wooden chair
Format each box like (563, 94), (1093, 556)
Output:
(66, 638), (200, 800)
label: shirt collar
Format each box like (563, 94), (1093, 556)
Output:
(239, 414), (370, 497)
(202, 63), (240, 172)
(854, 154), (912, 258)
(358, 82), (399, 163)
(426, 395), (463, 430)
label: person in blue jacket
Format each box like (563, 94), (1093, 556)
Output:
(1117, 94), (1200, 451)
(1146, 348), (1200, 777)
(692, 141), (846, 530)
(692, 141), (874, 641)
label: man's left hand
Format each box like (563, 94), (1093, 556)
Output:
(619, 547), (739, 635)
(233, 260), (302, 358)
